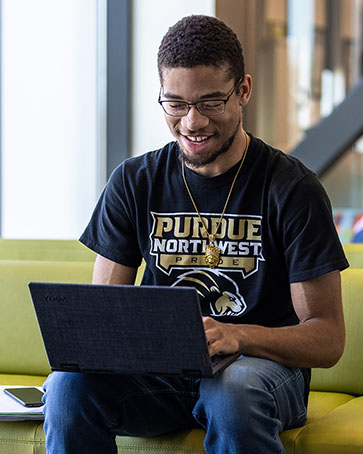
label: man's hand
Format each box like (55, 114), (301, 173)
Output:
(203, 316), (240, 357)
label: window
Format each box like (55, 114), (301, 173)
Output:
(1, 0), (105, 238)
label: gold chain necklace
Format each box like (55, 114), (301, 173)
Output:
(182, 130), (249, 269)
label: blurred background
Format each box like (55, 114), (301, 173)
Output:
(0, 0), (362, 242)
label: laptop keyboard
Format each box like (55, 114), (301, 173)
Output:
(211, 354), (225, 367)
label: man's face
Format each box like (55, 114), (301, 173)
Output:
(159, 65), (248, 174)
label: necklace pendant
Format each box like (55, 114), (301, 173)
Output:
(205, 242), (221, 269)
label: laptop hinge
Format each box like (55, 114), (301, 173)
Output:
(58, 363), (80, 372)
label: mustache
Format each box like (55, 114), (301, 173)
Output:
(176, 127), (217, 136)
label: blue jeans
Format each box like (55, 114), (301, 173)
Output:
(42, 356), (307, 454)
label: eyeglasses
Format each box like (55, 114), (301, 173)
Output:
(158, 78), (242, 117)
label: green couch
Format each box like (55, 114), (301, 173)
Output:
(1, 240), (363, 453)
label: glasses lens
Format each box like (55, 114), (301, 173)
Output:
(198, 101), (225, 116)
(161, 101), (188, 116)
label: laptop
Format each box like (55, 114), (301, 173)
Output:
(28, 282), (240, 378)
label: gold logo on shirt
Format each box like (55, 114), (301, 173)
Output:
(150, 212), (264, 276)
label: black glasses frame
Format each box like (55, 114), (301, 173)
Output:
(158, 78), (242, 117)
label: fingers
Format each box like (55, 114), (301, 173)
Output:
(208, 340), (218, 357)
(203, 317), (239, 356)
(203, 317), (226, 356)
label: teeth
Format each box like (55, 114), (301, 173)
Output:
(187, 136), (208, 142)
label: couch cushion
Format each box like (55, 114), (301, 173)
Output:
(305, 391), (355, 421)
(0, 239), (96, 262)
(0, 260), (94, 376)
(116, 429), (206, 454)
(293, 396), (363, 453)
(0, 421), (45, 454)
(343, 243), (363, 268)
(280, 391), (356, 452)
(0, 375), (47, 387)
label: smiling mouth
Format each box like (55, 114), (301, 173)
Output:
(184, 135), (210, 143)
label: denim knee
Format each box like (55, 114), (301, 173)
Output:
(194, 356), (276, 425)
(194, 356), (306, 424)
(192, 356), (307, 454)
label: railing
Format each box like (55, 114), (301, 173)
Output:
(290, 78), (363, 177)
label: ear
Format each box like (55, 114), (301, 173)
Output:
(238, 74), (253, 107)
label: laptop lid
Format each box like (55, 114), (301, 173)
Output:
(28, 282), (239, 378)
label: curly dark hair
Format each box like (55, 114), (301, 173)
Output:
(157, 15), (245, 84)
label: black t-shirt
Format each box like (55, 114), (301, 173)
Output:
(80, 134), (348, 328)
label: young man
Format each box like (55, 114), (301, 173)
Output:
(42, 15), (348, 453)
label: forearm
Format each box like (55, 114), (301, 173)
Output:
(229, 319), (345, 369)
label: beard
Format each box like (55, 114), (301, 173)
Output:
(177, 119), (242, 169)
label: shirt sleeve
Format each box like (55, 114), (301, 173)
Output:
(79, 164), (143, 267)
(279, 174), (349, 282)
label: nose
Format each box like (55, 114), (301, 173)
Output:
(181, 105), (210, 131)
